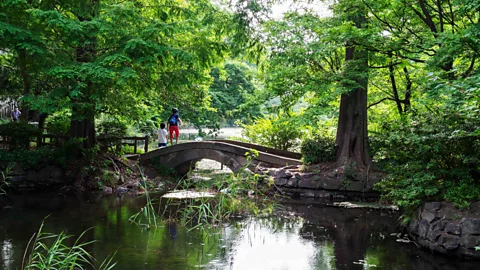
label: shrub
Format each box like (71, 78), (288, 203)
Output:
(300, 135), (336, 164)
(45, 111), (71, 135)
(241, 114), (304, 151)
(374, 112), (480, 210)
(0, 122), (42, 150)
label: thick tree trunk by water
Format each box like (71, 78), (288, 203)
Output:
(335, 13), (371, 169)
(18, 49), (30, 122)
(69, 0), (98, 149)
(69, 105), (96, 148)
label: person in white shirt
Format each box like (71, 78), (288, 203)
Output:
(156, 123), (168, 148)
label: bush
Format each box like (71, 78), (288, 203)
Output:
(45, 111), (70, 135)
(301, 135), (336, 164)
(374, 112), (480, 210)
(241, 114), (304, 151)
(0, 122), (42, 150)
(0, 139), (84, 169)
(97, 118), (128, 138)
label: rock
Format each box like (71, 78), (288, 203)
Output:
(320, 178), (342, 190)
(418, 220), (430, 239)
(409, 219), (419, 236)
(438, 234), (460, 250)
(344, 181), (366, 192)
(427, 225), (442, 242)
(424, 202), (442, 212)
(103, 186), (113, 194)
(116, 187), (128, 194)
(301, 192), (315, 198)
(26, 170), (37, 182)
(276, 169), (292, 180)
(459, 234), (480, 249)
(421, 210), (438, 223)
(298, 174), (321, 189)
(267, 169), (279, 177)
(445, 223), (461, 235)
(274, 177), (288, 186)
(461, 218), (480, 235)
(285, 178), (297, 188)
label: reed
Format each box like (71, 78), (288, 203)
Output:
(129, 165), (159, 228)
(22, 220), (116, 270)
(174, 150), (281, 229)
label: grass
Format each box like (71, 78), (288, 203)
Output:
(0, 163), (14, 195)
(22, 220), (116, 270)
(129, 165), (159, 228)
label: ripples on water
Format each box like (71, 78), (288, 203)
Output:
(0, 194), (479, 270)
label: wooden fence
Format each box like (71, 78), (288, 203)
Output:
(0, 134), (150, 154)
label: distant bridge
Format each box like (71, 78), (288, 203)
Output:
(139, 140), (302, 176)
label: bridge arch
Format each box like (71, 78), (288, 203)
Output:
(157, 149), (247, 176)
(139, 141), (302, 177)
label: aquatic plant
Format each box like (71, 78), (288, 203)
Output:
(128, 185), (159, 228)
(172, 150), (281, 229)
(22, 220), (116, 270)
(0, 163), (14, 195)
(129, 165), (159, 228)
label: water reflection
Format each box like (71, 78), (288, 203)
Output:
(0, 195), (480, 269)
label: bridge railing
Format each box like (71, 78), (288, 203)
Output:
(98, 136), (149, 154)
(0, 134), (149, 154)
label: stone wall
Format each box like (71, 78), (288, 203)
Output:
(408, 202), (480, 259)
(264, 165), (383, 197)
(3, 164), (72, 191)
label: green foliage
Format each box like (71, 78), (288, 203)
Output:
(241, 113), (304, 151)
(204, 61), (262, 127)
(45, 111), (71, 135)
(0, 163), (14, 195)
(374, 111), (480, 209)
(0, 122), (42, 150)
(23, 220), (116, 270)
(0, 139), (84, 169)
(150, 157), (178, 178)
(301, 134), (336, 165)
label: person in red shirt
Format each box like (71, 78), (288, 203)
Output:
(167, 108), (183, 145)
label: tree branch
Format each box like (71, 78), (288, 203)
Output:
(367, 97), (395, 109)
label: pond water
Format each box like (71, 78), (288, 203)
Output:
(180, 127), (243, 140)
(1, 193), (479, 270)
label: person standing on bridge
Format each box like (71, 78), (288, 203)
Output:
(156, 122), (168, 148)
(167, 108), (183, 145)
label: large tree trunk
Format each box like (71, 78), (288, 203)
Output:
(69, 0), (98, 149)
(335, 12), (371, 169)
(18, 49), (30, 122)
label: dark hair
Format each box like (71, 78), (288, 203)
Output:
(172, 108), (178, 113)
(160, 123), (166, 129)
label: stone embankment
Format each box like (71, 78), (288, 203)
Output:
(408, 202), (480, 259)
(263, 165), (383, 199)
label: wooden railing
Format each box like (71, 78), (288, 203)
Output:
(98, 136), (149, 154)
(0, 134), (150, 154)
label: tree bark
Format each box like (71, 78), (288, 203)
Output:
(18, 49), (30, 122)
(335, 12), (371, 169)
(68, 0), (98, 149)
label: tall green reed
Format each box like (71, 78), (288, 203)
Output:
(129, 165), (159, 228)
(22, 220), (116, 270)
(0, 163), (14, 195)
(175, 150), (281, 229)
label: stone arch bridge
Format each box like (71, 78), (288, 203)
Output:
(139, 140), (302, 176)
